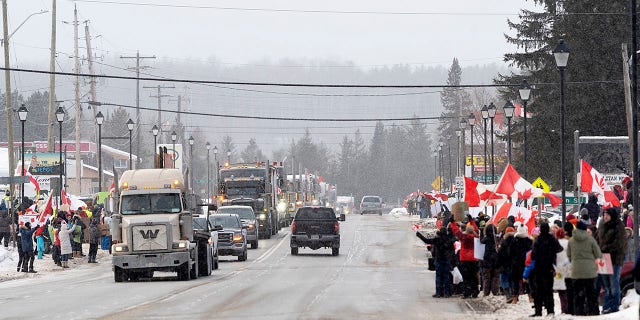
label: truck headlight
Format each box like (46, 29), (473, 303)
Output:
(233, 233), (244, 242)
(248, 224), (255, 229)
(259, 214), (266, 220)
(114, 244), (129, 253)
(172, 240), (190, 250)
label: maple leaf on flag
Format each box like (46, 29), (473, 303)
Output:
(517, 189), (533, 200)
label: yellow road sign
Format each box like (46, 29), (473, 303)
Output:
(532, 177), (550, 193)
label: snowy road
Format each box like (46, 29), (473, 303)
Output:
(0, 214), (468, 320)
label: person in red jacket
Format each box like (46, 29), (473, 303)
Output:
(449, 215), (479, 298)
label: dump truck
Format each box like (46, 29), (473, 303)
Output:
(110, 169), (218, 282)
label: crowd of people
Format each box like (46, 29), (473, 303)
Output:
(0, 193), (111, 274)
(417, 197), (640, 317)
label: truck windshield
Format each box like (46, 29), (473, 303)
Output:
(295, 207), (335, 220)
(220, 169), (265, 179)
(217, 207), (254, 220)
(121, 193), (182, 215)
(226, 187), (259, 196)
(209, 215), (241, 228)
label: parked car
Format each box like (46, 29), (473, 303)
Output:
(209, 214), (248, 261)
(360, 195), (383, 215)
(217, 205), (259, 249)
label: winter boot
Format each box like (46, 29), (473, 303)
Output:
(504, 288), (512, 303)
(28, 267), (37, 273)
(63, 261), (69, 268)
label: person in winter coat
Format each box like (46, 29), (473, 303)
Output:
(416, 226), (456, 297)
(19, 222), (38, 273)
(497, 226), (516, 302)
(554, 228), (572, 315)
(0, 211), (11, 247)
(88, 219), (100, 263)
(58, 221), (75, 268)
(508, 225), (533, 304)
(597, 207), (628, 314)
(449, 215), (479, 299)
(33, 224), (47, 260)
(567, 221), (601, 316)
(530, 222), (563, 317)
(50, 222), (61, 266)
(72, 217), (84, 257)
(583, 193), (601, 225)
(480, 223), (500, 296)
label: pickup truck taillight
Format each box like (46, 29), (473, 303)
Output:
(334, 221), (339, 234)
(291, 221), (296, 234)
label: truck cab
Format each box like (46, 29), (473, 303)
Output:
(110, 169), (215, 282)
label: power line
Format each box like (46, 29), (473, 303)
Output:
(90, 101), (453, 122)
(71, 1), (522, 16)
(0, 66), (623, 88)
(71, 1), (626, 16)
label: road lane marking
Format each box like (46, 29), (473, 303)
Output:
(255, 230), (289, 263)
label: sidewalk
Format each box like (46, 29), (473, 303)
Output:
(0, 243), (110, 282)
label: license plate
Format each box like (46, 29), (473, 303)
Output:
(311, 235), (319, 240)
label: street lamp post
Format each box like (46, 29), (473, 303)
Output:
(206, 142), (211, 200)
(468, 113), (476, 180)
(171, 131), (177, 168)
(55, 107), (65, 205)
(227, 150), (231, 164)
(213, 146), (219, 194)
(437, 144), (443, 192)
(459, 119), (467, 178)
(152, 125), (159, 158)
(481, 105), (489, 184)
(519, 80), (531, 180)
(189, 135), (194, 193)
(503, 101), (515, 163)
(553, 39), (570, 223)
(18, 104), (28, 203)
(127, 119), (134, 170)
(95, 111), (104, 191)
(487, 102), (497, 184)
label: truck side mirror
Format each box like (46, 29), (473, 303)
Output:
(339, 213), (346, 221)
(212, 224), (223, 231)
(208, 204), (218, 212)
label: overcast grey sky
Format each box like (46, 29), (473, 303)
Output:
(8, 0), (540, 70)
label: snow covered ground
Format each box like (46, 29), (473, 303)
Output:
(0, 243), (110, 282)
(470, 287), (639, 320)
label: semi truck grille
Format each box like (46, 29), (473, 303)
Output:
(132, 224), (168, 251)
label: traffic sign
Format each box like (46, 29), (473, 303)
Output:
(532, 177), (550, 193)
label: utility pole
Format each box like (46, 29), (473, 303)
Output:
(47, 0), (57, 152)
(73, 6), (82, 193)
(2, 0), (15, 208)
(120, 51), (155, 159)
(144, 85), (174, 143)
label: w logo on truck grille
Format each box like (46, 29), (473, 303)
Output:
(140, 229), (160, 239)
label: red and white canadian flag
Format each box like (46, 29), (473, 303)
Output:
(495, 164), (544, 201)
(464, 177), (507, 207)
(488, 202), (537, 234)
(109, 181), (116, 196)
(580, 160), (620, 208)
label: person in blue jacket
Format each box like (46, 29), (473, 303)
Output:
(19, 222), (38, 273)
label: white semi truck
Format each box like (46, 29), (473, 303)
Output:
(110, 169), (218, 282)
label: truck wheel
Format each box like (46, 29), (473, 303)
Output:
(251, 240), (258, 249)
(238, 248), (247, 261)
(378, 211), (382, 216)
(291, 247), (298, 255)
(199, 247), (212, 276)
(129, 272), (140, 282)
(114, 267), (127, 282)
(178, 263), (190, 281)
(332, 248), (339, 256)
(190, 258), (199, 280)
(213, 254), (219, 270)
(265, 229), (271, 239)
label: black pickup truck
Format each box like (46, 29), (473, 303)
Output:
(290, 206), (345, 256)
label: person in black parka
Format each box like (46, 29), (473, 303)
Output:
(530, 222), (563, 316)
